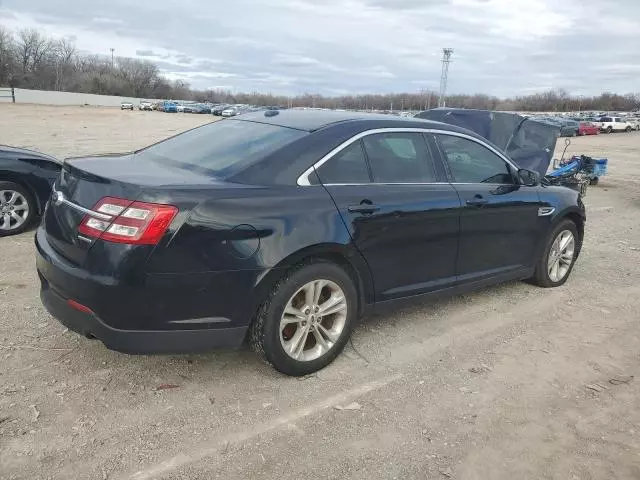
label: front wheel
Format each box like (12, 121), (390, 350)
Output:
(250, 261), (357, 376)
(530, 219), (579, 288)
(626, 126), (632, 132)
(606, 126), (613, 134)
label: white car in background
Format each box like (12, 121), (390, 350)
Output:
(176, 104), (186, 113)
(626, 117), (640, 131)
(596, 116), (636, 133)
(138, 101), (153, 111)
(221, 106), (239, 117)
(120, 102), (134, 111)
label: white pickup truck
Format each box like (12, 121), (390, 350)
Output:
(597, 116), (636, 133)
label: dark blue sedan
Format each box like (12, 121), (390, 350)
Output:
(35, 110), (585, 376)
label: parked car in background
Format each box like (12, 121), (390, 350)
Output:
(534, 117), (578, 137)
(121, 102), (134, 111)
(0, 145), (61, 236)
(626, 117), (640, 131)
(212, 104), (231, 116)
(163, 102), (178, 113)
(183, 104), (210, 114)
(138, 101), (153, 111)
(35, 110), (585, 376)
(578, 122), (599, 136)
(221, 106), (239, 117)
(559, 119), (579, 137)
(597, 116), (635, 133)
(176, 104), (186, 113)
(195, 104), (213, 114)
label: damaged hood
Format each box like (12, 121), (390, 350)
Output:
(416, 108), (560, 177)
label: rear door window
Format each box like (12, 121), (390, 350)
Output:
(313, 141), (371, 184)
(362, 132), (436, 183)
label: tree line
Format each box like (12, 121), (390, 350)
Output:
(1, 26), (638, 112)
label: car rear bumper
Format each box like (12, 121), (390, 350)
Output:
(35, 226), (252, 353)
(39, 278), (247, 354)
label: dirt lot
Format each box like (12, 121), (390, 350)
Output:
(1, 104), (639, 480)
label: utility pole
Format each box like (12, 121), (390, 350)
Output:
(438, 48), (454, 108)
(578, 94), (584, 114)
(110, 48), (115, 68)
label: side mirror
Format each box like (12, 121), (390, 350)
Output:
(518, 168), (540, 187)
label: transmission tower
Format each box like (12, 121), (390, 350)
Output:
(438, 48), (454, 108)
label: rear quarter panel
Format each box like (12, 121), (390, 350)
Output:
(141, 184), (374, 316)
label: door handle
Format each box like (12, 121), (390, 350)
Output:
(466, 199), (488, 206)
(348, 203), (380, 214)
(466, 194), (488, 207)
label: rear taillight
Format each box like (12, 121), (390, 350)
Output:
(78, 196), (178, 245)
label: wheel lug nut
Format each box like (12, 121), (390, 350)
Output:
(304, 308), (310, 314)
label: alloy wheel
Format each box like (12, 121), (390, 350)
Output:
(0, 190), (30, 232)
(279, 279), (347, 361)
(547, 230), (575, 282)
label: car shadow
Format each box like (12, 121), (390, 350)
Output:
(57, 279), (533, 384)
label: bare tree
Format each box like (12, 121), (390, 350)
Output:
(0, 26), (16, 85)
(116, 57), (159, 97)
(52, 37), (77, 90)
(15, 28), (51, 76)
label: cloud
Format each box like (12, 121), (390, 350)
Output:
(91, 17), (124, 26)
(1, 0), (639, 96)
(136, 49), (156, 57)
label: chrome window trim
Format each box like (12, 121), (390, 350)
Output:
(296, 127), (519, 186)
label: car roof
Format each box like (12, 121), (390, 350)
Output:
(233, 109), (459, 133)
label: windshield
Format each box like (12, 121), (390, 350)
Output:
(137, 119), (306, 178)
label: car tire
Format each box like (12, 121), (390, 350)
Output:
(0, 181), (36, 237)
(589, 177), (599, 186)
(606, 126), (612, 134)
(530, 219), (580, 288)
(250, 260), (357, 376)
(625, 126), (632, 132)
(572, 130), (577, 137)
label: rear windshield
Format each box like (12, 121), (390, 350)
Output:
(137, 119), (306, 177)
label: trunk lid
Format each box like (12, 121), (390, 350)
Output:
(44, 153), (216, 266)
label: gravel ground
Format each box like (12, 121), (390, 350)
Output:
(1, 105), (639, 480)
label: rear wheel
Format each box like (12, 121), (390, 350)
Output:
(530, 219), (579, 288)
(0, 181), (36, 236)
(625, 126), (632, 132)
(250, 261), (357, 376)
(606, 126), (613, 134)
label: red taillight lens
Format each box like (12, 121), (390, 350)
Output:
(78, 196), (178, 245)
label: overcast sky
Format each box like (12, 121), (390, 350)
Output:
(1, 0), (639, 97)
